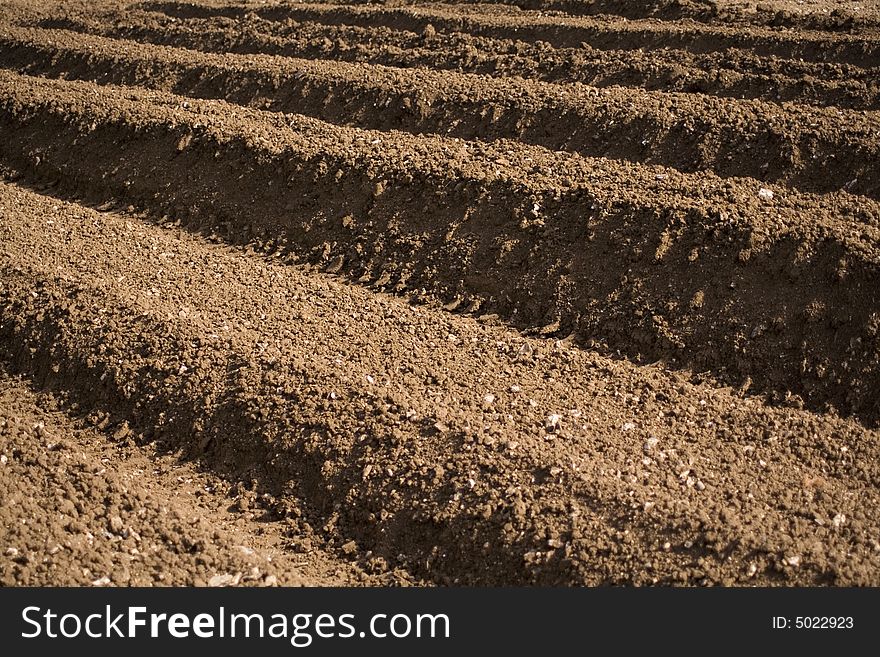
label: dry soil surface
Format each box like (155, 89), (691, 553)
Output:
(1, 0), (879, 586)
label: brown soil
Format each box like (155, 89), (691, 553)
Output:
(0, 0), (879, 587)
(0, 364), (402, 586)
(34, 7), (880, 110)
(3, 25), (880, 199)
(392, 1), (880, 32)
(137, 1), (880, 66)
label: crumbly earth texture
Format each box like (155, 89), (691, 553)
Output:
(0, 364), (409, 586)
(0, 0), (879, 587)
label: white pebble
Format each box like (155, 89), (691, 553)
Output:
(483, 394), (495, 404)
(208, 573), (236, 587)
(758, 188), (774, 200)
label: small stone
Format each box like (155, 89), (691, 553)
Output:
(832, 513), (846, 528)
(91, 576), (112, 587)
(208, 573), (236, 587)
(622, 422), (636, 431)
(262, 574), (279, 587)
(758, 188), (774, 200)
(0, 454), (7, 465)
(509, 385), (521, 393)
(108, 515), (124, 533)
(785, 555), (801, 567)
(176, 133), (192, 152)
(112, 424), (131, 441)
(546, 414), (561, 431)
(5, 547), (18, 557)
(341, 540), (358, 555)
(483, 394), (495, 405)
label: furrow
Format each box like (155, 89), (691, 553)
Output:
(141, 1), (880, 68)
(4, 26), (880, 199)
(38, 11), (880, 111)
(389, 0), (880, 32)
(0, 365), (383, 587)
(3, 180), (880, 585)
(1, 71), (880, 425)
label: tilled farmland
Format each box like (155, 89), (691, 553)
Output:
(1, 0), (879, 587)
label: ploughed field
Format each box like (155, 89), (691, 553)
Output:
(1, 0), (880, 586)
